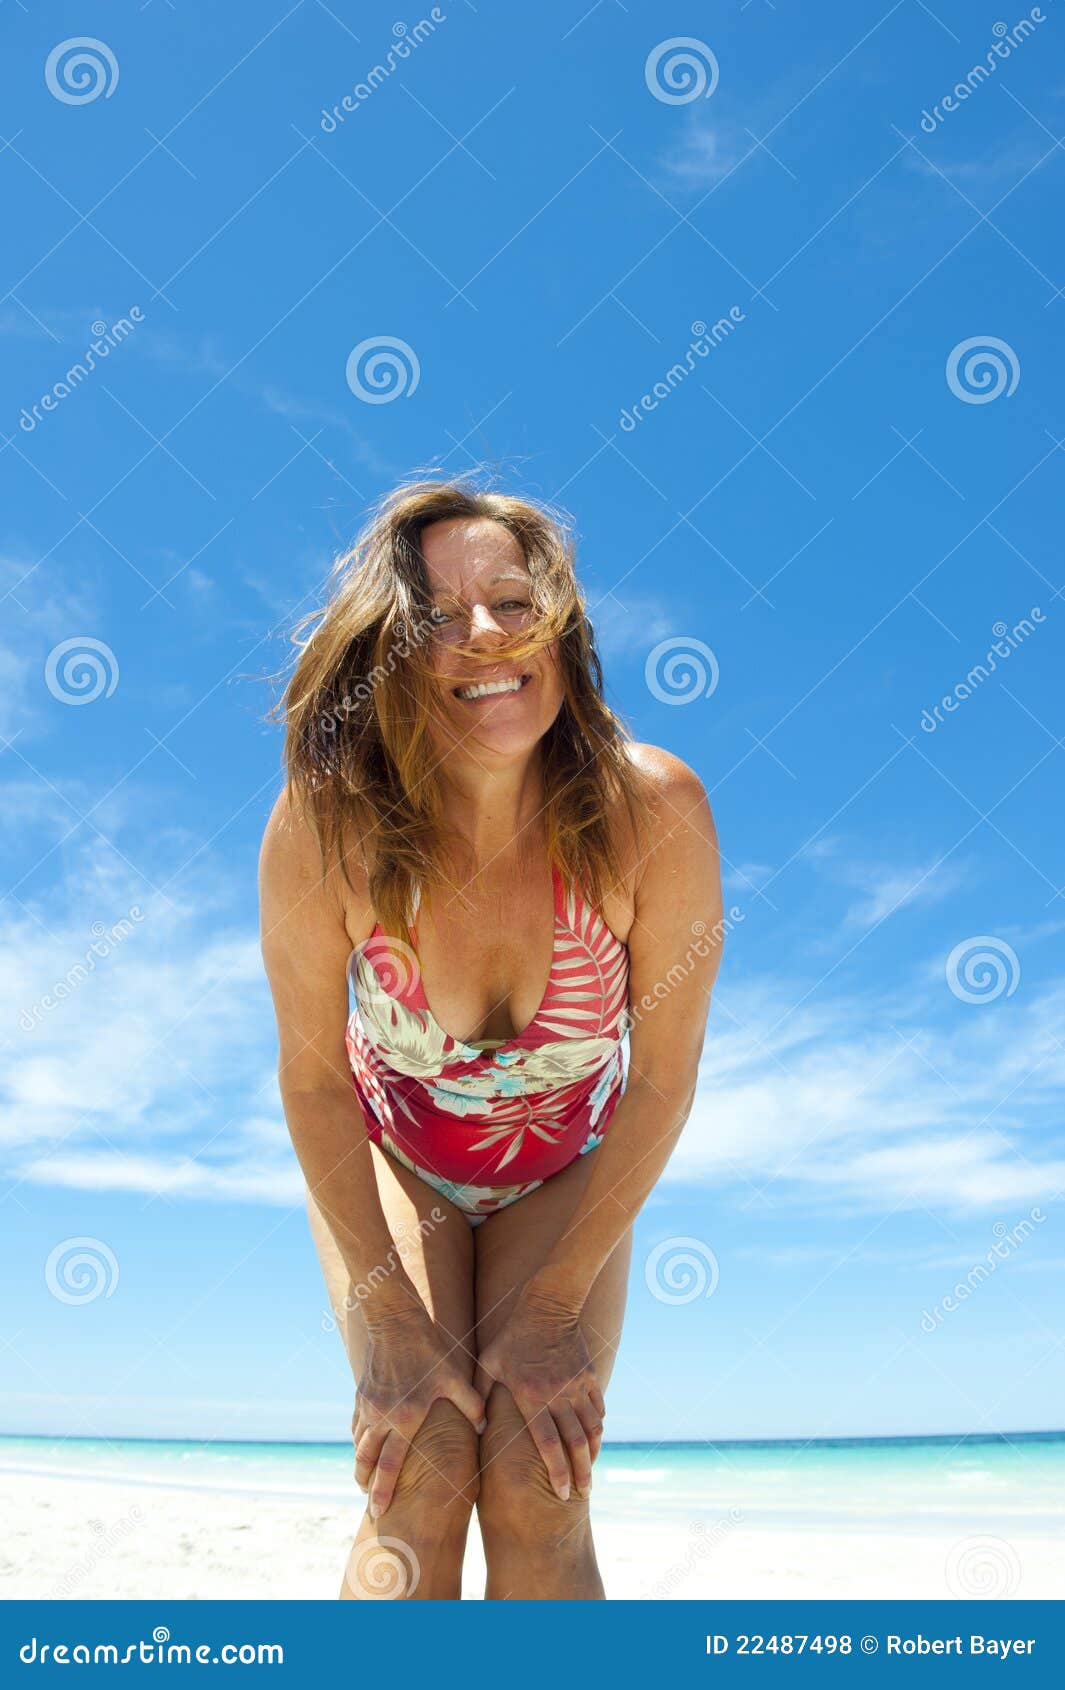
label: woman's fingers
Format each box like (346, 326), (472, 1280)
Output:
(574, 1396), (604, 1466)
(553, 1404), (593, 1498)
(588, 1382), (606, 1421)
(524, 1404), (574, 1501)
(444, 1370), (488, 1433)
(369, 1427), (411, 1519)
(354, 1421), (388, 1492)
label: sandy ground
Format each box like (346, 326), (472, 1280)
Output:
(2, 1472), (1060, 1601)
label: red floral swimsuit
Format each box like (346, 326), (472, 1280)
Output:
(346, 864), (630, 1223)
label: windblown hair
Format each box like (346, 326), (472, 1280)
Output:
(277, 476), (649, 940)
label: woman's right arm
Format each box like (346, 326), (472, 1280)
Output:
(259, 791), (413, 1310)
(258, 792), (485, 1514)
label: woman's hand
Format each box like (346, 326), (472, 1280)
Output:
(477, 1285), (606, 1502)
(353, 1305), (486, 1519)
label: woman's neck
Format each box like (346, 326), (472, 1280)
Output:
(437, 747), (547, 876)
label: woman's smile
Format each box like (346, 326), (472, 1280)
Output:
(452, 672), (532, 703)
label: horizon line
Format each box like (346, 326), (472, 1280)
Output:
(1, 1428), (1062, 1450)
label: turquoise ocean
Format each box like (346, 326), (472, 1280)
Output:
(2, 1432), (1062, 1533)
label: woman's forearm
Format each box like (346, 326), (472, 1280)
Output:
(530, 1073), (696, 1314)
(282, 1083), (426, 1328)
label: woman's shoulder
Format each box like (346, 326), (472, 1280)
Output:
(621, 740), (711, 811)
(259, 786), (373, 924)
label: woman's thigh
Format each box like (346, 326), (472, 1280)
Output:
(474, 1150), (633, 1390)
(306, 1143), (478, 1379)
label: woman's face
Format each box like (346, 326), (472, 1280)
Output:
(420, 517), (564, 759)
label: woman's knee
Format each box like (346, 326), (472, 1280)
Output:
(380, 1399), (480, 1531)
(476, 1389), (588, 1545)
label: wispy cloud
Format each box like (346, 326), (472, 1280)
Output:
(655, 116), (750, 192)
(0, 558), (98, 741)
(671, 973), (1065, 1214)
(802, 835), (970, 933)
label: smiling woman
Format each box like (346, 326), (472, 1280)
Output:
(258, 476), (723, 1600)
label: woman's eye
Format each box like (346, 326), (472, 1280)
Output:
(429, 607), (453, 625)
(499, 600), (531, 612)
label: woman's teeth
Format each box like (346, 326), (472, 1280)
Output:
(455, 676), (528, 701)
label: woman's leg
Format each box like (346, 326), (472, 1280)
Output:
(472, 1152), (633, 1600)
(306, 1144), (479, 1599)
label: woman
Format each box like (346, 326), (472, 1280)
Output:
(259, 478), (722, 1600)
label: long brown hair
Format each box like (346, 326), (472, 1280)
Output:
(277, 475), (649, 938)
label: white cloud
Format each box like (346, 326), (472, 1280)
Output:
(801, 835), (970, 933)
(656, 118), (748, 190)
(666, 974), (1065, 1214)
(0, 558), (98, 741)
(589, 590), (676, 662)
(5, 799), (1064, 1221)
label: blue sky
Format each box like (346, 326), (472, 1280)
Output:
(1, 0), (1063, 1446)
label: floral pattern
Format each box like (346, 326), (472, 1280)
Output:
(346, 865), (630, 1218)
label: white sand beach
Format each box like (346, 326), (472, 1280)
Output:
(3, 1469), (1062, 1601)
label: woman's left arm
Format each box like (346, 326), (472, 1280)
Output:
(533, 750), (722, 1309)
(478, 751), (723, 1496)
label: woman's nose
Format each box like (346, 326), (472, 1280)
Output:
(466, 602), (506, 644)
